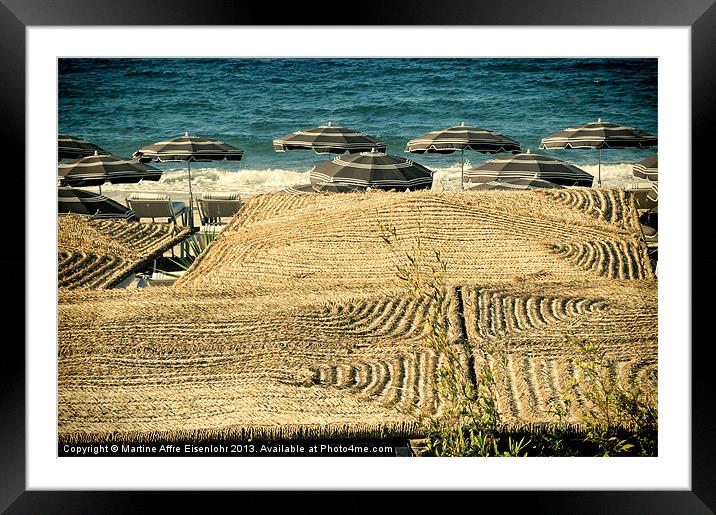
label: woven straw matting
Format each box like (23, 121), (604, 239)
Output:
(177, 188), (653, 295)
(58, 190), (657, 444)
(58, 216), (190, 290)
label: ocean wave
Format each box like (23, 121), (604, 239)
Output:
(101, 168), (312, 196)
(99, 162), (646, 197)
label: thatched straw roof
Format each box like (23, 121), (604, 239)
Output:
(58, 190), (656, 444)
(58, 216), (190, 289)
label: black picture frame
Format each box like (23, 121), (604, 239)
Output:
(4, 1), (712, 512)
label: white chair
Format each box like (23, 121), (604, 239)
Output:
(197, 191), (242, 226)
(126, 193), (187, 225)
(625, 183), (658, 212)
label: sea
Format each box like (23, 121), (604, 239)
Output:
(58, 58), (658, 196)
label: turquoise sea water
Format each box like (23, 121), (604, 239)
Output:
(58, 58), (657, 194)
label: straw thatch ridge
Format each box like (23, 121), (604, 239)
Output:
(58, 216), (190, 289)
(58, 191), (656, 443)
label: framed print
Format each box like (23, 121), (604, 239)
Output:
(4, 0), (714, 512)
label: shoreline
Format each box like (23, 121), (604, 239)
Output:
(98, 179), (656, 210)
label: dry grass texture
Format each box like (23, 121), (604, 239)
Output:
(58, 216), (190, 289)
(58, 189), (656, 443)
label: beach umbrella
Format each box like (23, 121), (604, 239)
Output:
(273, 122), (386, 154)
(468, 177), (565, 191)
(539, 118), (657, 187)
(58, 133), (108, 160)
(58, 186), (136, 219)
(315, 182), (366, 193)
(464, 151), (593, 187)
(58, 152), (163, 194)
(646, 181), (658, 209)
(309, 149), (433, 191)
(133, 132), (244, 230)
(406, 122), (521, 189)
(283, 184), (317, 195)
(632, 154), (658, 182)
(283, 182), (365, 194)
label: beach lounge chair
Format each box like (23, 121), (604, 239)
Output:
(126, 193), (187, 225)
(625, 183), (658, 211)
(197, 191), (242, 226)
(641, 223), (658, 243)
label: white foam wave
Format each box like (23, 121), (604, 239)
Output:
(100, 167), (314, 197)
(578, 163), (646, 187)
(99, 162), (647, 197)
(432, 162), (648, 189)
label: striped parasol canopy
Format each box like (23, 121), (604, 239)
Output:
(133, 133), (244, 163)
(58, 152), (163, 191)
(133, 133), (244, 230)
(283, 184), (317, 195)
(540, 119), (657, 150)
(540, 118), (657, 187)
(273, 122), (386, 154)
(464, 151), (593, 187)
(58, 186), (136, 219)
(468, 177), (565, 191)
(57, 134), (109, 160)
(284, 183), (365, 194)
(632, 154), (658, 181)
(646, 181), (658, 209)
(406, 123), (521, 154)
(309, 150), (433, 191)
(406, 122), (521, 189)
(58, 134), (108, 160)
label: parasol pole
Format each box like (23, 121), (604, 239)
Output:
(187, 159), (195, 231)
(596, 118), (602, 188)
(94, 152), (103, 195)
(184, 131), (196, 231)
(461, 148), (465, 190)
(460, 122), (466, 190)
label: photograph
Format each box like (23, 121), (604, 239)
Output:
(56, 57), (660, 459)
(7, 11), (711, 512)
